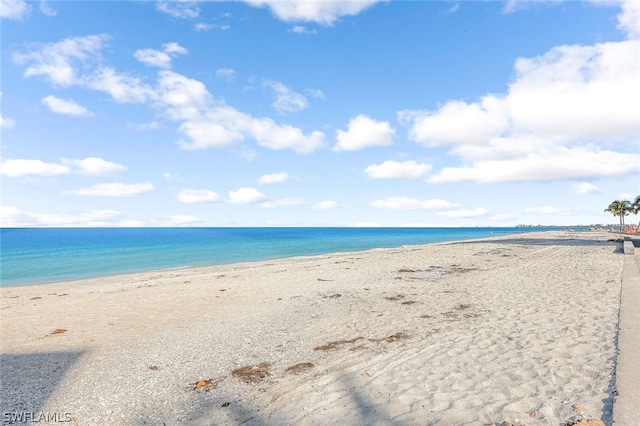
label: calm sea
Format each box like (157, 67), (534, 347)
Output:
(0, 227), (574, 287)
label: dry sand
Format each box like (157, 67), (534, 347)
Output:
(0, 231), (627, 425)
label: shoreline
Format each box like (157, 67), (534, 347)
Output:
(0, 227), (584, 288)
(0, 230), (629, 425)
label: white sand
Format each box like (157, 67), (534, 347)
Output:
(0, 231), (624, 425)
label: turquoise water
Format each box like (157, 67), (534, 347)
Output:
(0, 227), (574, 287)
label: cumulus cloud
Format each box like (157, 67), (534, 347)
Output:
(134, 42), (188, 69)
(334, 115), (394, 151)
(41, 95), (94, 117)
(0, 159), (70, 177)
(227, 187), (269, 204)
(263, 80), (309, 113)
(313, 200), (338, 209)
(177, 188), (220, 203)
(14, 34), (108, 86)
(436, 208), (489, 218)
(14, 35), (327, 155)
(1, 205), (123, 227)
(370, 197), (458, 210)
(60, 157), (127, 176)
(402, 33), (640, 183)
(258, 172), (290, 184)
(364, 160), (432, 179)
(428, 142), (640, 183)
(0, 0), (31, 20)
(618, 0), (640, 38)
(65, 182), (154, 197)
(242, 0), (381, 25)
(14, 35), (156, 104)
(1, 157), (126, 177)
(572, 182), (600, 195)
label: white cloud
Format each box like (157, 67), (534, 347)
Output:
(399, 95), (509, 147)
(334, 115), (394, 151)
(243, 0), (381, 25)
(572, 182), (600, 195)
(127, 121), (161, 131)
(14, 34), (108, 86)
(1, 157), (126, 177)
(134, 49), (172, 68)
(446, 3), (460, 14)
(436, 207), (489, 218)
(227, 187), (269, 204)
(0, 159), (70, 177)
(502, 0), (565, 14)
(524, 206), (572, 215)
(65, 182), (154, 197)
(428, 142), (640, 183)
(161, 215), (202, 226)
(371, 197), (458, 210)
(618, 0), (640, 38)
(0, 114), (16, 129)
(263, 80), (309, 113)
(290, 25), (317, 34)
(261, 198), (305, 208)
(41, 95), (94, 117)
(258, 172), (290, 184)
(60, 157), (127, 176)
(249, 116), (326, 153)
(15, 37), (327, 155)
(163, 172), (183, 181)
(39, 0), (56, 17)
(403, 36), (640, 183)
(86, 67), (156, 103)
(215, 68), (236, 80)
(364, 160), (432, 179)
(177, 188), (220, 203)
(1, 205), (122, 227)
(195, 23), (230, 31)
(313, 200), (338, 209)
(0, 0), (31, 20)
(155, 0), (200, 19)
(134, 42), (187, 69)
(307, 89), (324, 99)
(14, 35), (156, 103)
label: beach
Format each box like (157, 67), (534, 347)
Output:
(0, 230), (629, 425)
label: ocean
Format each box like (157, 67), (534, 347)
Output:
(0, 227), (575, 287)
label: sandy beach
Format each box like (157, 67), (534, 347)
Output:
(0, 230), (630, 425)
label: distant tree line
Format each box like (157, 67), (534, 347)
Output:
(604, 196), (640, 232)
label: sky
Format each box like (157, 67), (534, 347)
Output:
(0, 0), (638, 227)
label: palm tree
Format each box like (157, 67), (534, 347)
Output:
(631, 195), (640, 230)
(604, 200), (631, 232)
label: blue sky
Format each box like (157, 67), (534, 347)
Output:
(1, 0), (638, 227)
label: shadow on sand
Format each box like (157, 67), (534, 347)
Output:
(0, 351), (83, 420)
(444, 235), (628, 254)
